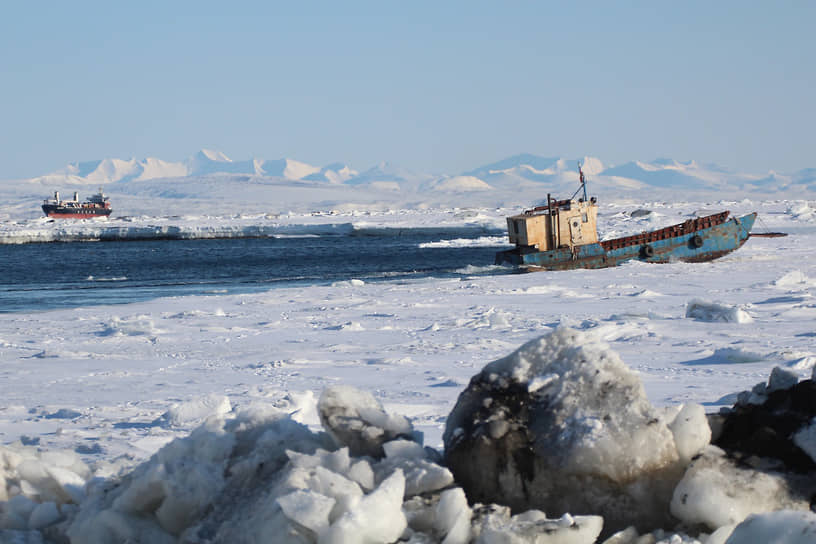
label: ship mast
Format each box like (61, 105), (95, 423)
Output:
(572, 162), (589, 202)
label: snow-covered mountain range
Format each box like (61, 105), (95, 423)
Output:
(32, 150), (358, 186)
(27, 150), (816, 197)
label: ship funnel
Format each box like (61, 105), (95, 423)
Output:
(54, 191), (59, 201)
(74, 192), (79, 202)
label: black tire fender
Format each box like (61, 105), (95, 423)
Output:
(691, 234), (704, 248)
(641, 245), (654, 258)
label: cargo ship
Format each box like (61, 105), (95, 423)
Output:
(495, 166), (756, 271)
(42, 188), (112, 219)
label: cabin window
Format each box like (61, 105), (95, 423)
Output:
(582, 213), (588, 223)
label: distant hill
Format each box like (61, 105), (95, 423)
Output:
(462, 154), (770, 195)
(342, 161), (434, 191)
(24, 149), (816, 200)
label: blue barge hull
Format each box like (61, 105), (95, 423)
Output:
(496, 211), (756, 271)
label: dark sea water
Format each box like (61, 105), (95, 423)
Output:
(0, 234), (509, 313)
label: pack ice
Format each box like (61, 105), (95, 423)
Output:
(2, 328), (816, 543)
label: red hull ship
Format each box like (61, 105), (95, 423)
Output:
(42, 188), (112, 219)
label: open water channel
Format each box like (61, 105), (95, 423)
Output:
(0, 233), (509, 312)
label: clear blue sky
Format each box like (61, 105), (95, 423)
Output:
(1, 1), (813, 179)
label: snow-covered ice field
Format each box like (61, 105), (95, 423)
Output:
(3, 199), (812, 457)
(2, 178), (816, 541)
